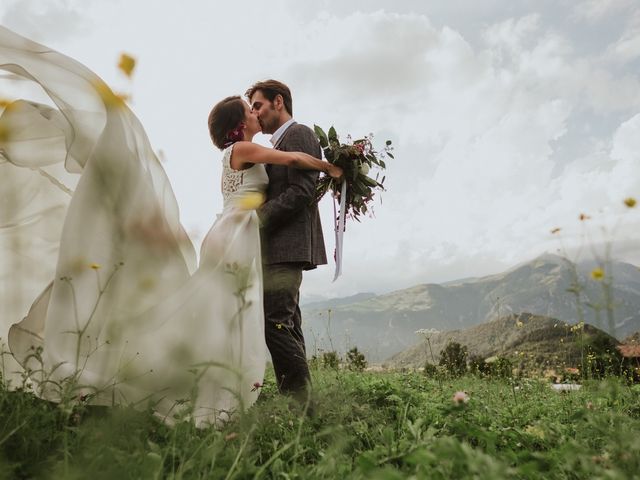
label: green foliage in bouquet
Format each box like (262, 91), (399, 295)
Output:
(314, 125), (393, 222)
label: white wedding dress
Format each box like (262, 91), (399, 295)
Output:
(0, 26), (266, 426)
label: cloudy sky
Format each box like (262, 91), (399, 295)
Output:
(2, 0), (639, 301)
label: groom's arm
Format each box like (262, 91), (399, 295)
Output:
(258, 125), (320, 231)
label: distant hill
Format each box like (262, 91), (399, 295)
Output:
(302, 253), (640, 362)
(386, 312), (618, 369)
(302, 292), (376, 309)
(623, 331), (640, 345)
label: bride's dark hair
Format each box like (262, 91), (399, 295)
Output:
(208, 95), (246, 150)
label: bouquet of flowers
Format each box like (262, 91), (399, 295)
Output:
(314, 125), (393, 222)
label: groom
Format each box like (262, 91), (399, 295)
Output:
(246, 80), (327, 402)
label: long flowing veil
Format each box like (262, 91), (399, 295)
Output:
(0, 26), (196, 390)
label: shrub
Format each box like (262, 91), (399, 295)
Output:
(468, 354), (491, 376)
(423, 362), (438, 377)
(468, 354), (512, 378)
(322, 351), (341, 370)
(346, 347), (367, 372)
(584, 335), (624, 378)
(486, 356), (513, 378)
(439, 342), (468, 377)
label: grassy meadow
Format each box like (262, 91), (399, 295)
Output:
(1, 364), (639, 479)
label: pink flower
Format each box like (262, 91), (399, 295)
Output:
(223, 122), (246, 148)
(251, 381), (263, 392)
(452, 391), (469, 405)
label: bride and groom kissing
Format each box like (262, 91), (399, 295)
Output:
(1, 24), (341, 427)
(208, 80), (344, 406)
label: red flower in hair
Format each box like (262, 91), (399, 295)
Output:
(223, 123), (246, 148)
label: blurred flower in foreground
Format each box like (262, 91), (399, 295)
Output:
(591, 267), (604, 281)
(452, 391), (469, 405)
(115, 92), (131, 103)
(238, 192), (265, 210)
(90, 263), (101, 270)
(550, 227), (561, 234)
(251, 381), (263, 392)
(579, 213), (591, 221)
(415, 328), (440, 337)
(118, 53), (136, 78)
(92, 80), (125, 108)
(624, 197), (636, 208)
(525, 425), (546, 440)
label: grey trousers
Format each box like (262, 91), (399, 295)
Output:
(263, 262), (311, 398)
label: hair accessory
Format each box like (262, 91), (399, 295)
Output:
(223, 123), (246, 148)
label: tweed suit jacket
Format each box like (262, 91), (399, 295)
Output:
(257, 122), (328, 269)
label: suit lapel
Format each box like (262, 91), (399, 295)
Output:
(273, 121), (297, 150)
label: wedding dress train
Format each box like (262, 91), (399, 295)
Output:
(0, 26), (266, 426)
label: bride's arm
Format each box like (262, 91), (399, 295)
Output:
(231, 141), (343, 178)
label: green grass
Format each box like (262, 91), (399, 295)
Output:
(1, 368), (639, 479)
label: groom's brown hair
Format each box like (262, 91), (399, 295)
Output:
(245, 80), (293, 116)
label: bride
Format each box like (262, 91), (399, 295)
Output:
(0, 26), (341, 426)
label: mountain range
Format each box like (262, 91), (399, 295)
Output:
(301, 253), (640, 362)
(387, 312), (618, 369)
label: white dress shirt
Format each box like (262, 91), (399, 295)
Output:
(269, 118), (295, 147)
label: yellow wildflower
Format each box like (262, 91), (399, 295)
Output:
(591, 267), (604, 281)
(117, 53), (136, 78)
(90, 263), (101, 270)
(238, 192), (265, 210)
(275, 323), (283, 330)
(92, 80), (125, 109)
(115, 92), (131, 103)
(516, 321), (524, 328)
(624, 197), (636, 208)
(525, 425), (546, 440)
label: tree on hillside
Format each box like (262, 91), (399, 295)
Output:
(346, 347), (368, 371)
(439, 341), (468, 377)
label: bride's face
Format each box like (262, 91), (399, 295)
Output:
(243, 102), (261, 136)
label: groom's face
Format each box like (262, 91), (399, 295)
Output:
(250, 91), (280, 135)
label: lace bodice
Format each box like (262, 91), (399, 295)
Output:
(221, 144), (268, 207)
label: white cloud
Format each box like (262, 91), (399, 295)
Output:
(0, 0), (89, 42)
(605, 11), (640, 63)
(297, 10), (640, 298)
(572, 0), (635, 22)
